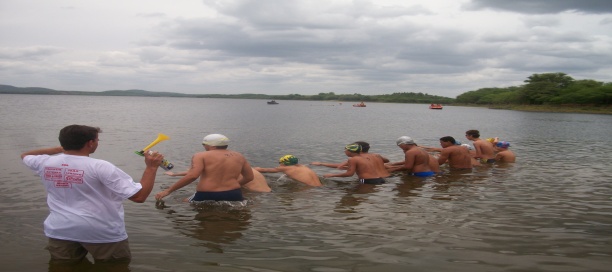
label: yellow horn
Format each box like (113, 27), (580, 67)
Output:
(141, 133), (170, 151)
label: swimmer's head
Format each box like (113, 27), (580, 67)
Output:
(454, 140), (462, 145)
(396, 136), (415, 146)
(202, 134), (229, 147)
(279, 155), (298, 166)
(345, 143), (362, 153)
(496, 141), (511, 149)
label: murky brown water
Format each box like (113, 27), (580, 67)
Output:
(1, 94), (611, 271)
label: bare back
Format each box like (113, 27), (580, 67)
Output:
(350, 156), (382, 179)
(405, 148), (432, 173)
(279, 164), (322, 186)
(495, 150), (516, 163)
(474, 139), (495, 160)
(195, 149), (253, 192)
(242, 168), (271, 192)
(361, 153), (390, 177)
(439, 145), (473, 169)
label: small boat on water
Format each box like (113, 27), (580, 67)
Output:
(267, 100), (279, 105)
(353, 102), (366, 107)
(429, 104), (443, 110)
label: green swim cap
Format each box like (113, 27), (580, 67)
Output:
(279, 155), (298, 165)
(345, 143), (362, 153)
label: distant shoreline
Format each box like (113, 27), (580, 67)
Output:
(2, 85), (610, 115)
(457, 104), (612, 115)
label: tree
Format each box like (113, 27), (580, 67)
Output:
(518, 73), (574, 104)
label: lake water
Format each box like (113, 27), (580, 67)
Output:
(1, 94), (611, 272)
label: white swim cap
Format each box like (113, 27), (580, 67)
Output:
(396, 136), (415, 146)
(461, 144), (474, 150)
(202, 134), (230, 146)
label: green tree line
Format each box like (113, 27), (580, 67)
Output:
(456, 72), (612, 105)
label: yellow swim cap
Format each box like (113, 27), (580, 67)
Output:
(279, 155), (298, 165)
(345, 143), (362, 153)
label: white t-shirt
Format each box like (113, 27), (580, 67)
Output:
(23, 154), (142, 243)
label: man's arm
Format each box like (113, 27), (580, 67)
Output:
(438, 149), (450, 165)
(402, 151), (415, 172)
(238, 160), (254, 185)
(21, 146), (64, 159)
(310, 161), (347, 169)
(129, 151), (163, 203)
(323, 158), (357, 178)
(472, 141), (483, 158)
(253, 167), (282, 173)
(164, 171), (188, 177)
(155, 155), (202, 200)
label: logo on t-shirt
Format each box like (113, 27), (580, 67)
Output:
(44, 167), (84, 188)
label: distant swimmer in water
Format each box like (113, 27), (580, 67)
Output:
(323, 143), (387, 184)
(155, 134), (254, 202)
(465, 129), (496, 164)
(254, 155), (322, 187)
(165, 167), (271, 193)
(387, 136), (436, 177)
(494, 141), (516, 163)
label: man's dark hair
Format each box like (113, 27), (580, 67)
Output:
(354, 141), (370, 152)
(440, 136), (456, 143)
(59, 125), (101, 150)
(465, 130), (480, 138)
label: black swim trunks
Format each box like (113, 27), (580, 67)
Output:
(188, 188), (243, 202)
(359, 178), (386, 185)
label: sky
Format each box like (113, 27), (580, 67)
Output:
(1, 0), (611, 98)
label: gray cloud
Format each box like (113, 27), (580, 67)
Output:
(465, 0), (612, 14)
(1, 0), (611, 97)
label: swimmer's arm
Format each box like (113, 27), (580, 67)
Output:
(253, 167), (282, 173)
(164, 171), (188, 177)
(20, 146), (64, 159)
(155, 156), (201, 200)
(437, 150), (450, 165)
(238, 161), (254, 185)
(310, 162), (346, 169)
(420, 146), (442, 152)
(323, 159), (356, 178)
(472, 142), (483, 158)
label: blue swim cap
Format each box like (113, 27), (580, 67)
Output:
(496, 141), (511, 148)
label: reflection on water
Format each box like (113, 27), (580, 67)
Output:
(2, 95), (612, 272)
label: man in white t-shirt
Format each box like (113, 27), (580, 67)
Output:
(21, 125), (163, 264)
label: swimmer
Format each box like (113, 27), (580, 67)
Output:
(254, 155), (322, 186)
(323, 143), (387, 184)
(465, 129), (496, 164)
(311, 141), (390, 178)
(438, 136), (473, 170)
(387, 136), (435, 177)
(494, 141), (516, 163)
(155, 134), (254, 202)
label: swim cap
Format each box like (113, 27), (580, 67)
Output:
(486, 137), (499, 143)
(461, 144), (474, 150)
(396, 136), (415, 146)
(279, 155), (298, 166)
(454, 140), (462, 145)
(345, 143), (362, 153)
(202, 134), (230, 146)
(496, 141), (510, 148)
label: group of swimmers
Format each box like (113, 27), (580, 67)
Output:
(161, 130), (516, 199)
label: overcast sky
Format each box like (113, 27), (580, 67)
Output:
(1, 0), (611, 97)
